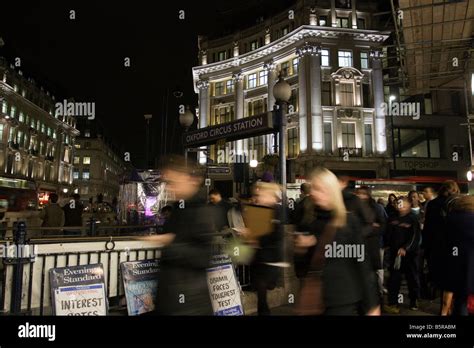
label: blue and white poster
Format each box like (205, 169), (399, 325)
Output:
(121, 259), (159, 316)
(49, 263), (107, 316)
(207, 254), (244, 316)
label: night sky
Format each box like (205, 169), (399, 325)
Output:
(0, 0), (294, 168)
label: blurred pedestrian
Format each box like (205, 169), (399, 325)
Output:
(408, 190), (424, 225)
(445, 195), (474, 315)
(356, 186), (387, 299)
(152, 156), (214, 315)
(208, 189), (232, 232)
(384, 197), (421, 314)
(63, 193), (84, 236)
(422, 180), (460, 315)
(40, 193), (65, 235)
(422, 187), (436, 210)
(244, 182), (285, 316)
(386, 193), (398, 219)
(295, 168), (379, 316)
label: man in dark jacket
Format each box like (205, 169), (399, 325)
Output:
(446, 195), (474, 316)
(208, 189), (232, 232)
(63, 194), (84, 235)
(422, 180), (460, 311)
(384, 197), (421, 314)
(154, 156), (214, 315)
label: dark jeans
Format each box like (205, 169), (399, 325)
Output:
(251, 264), (280, 316)
(388, 254), (420, 305)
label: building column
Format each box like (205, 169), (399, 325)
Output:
(309, 46), (323, 152)
(233, 72), (244, 155)
(296, 48), (309, 153)
(197, 79), (210, 164)
(264, 61), (277, 154)
(370, 51), (387, 154)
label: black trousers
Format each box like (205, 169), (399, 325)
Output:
(388, 254), (420, 305)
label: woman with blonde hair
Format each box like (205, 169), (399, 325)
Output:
(295, 167), (380, 315)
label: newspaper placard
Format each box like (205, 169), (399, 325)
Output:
(120, 259), (159, 316)
(207, 254), (244, 316)
(49, 263), (107, 316)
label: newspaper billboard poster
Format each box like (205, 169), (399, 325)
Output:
(120, 259), (159, 316)
(49, 263), (107, 316)
(207, 254), (244, 316)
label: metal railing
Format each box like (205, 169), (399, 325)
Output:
(1, 224), (252, 315)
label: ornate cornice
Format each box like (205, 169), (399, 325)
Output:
(192, 25), (390, 91)
(296, 43), (321, 57)
(196, 79), (210, 90)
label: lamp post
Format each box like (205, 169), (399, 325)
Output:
(179, 106), (195, 167)
(273, 75), (291, 224)
(144, 114), (152, 169)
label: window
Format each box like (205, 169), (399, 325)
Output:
(341, 123), (356, 148)
(319, 16), (328, 26)
(74, 156), (80, 164)
(52, 131), (57, 139)
(83, 156), (91, 165)
(16, 131), (23, 146)
(75, 144), (81, 149)
(19, 112), (24, 122)
(82, 170), (90, 180)
(281, 26), (289, 36)
(394, 128), (441, 158)
(288, 88), (299, 113)
(84, 130), (90, 137)
(340, 83), (354, 106)
(336, 17), (350, 28)
(214, 105), (234, 125)
(250, 40), (259, 51)
(1, 101), (7, 114)
(247, 99), (266, 117)
(357, 18), (366, 29)
(0, 124), (3, 141)
(292, 58), (299, 75)
(36, 120), (40, 131)
(321, 49), (330, 67)
(324, 123), (332, 152)
(214, 82), (224, 96)
(40, 141), (44, 155)
(225, 80), (234, 94)
(9, 127), (14, 142)
(364, 124), (373, 155)
(73, 170), (80, 179)
(30, 118), (35, 128)
(281, 62), (290, 77)
(248, 73), (257, 89)
(252, 136), (265, 160)
(322, 82), (332, 106)
(218, 51), (226, 61)
(362, 83), (370, 107)
(10, 106), (16, 118)
(259, 71), (267, 86)
(287, 128), (299, 158)
(360, 52), (369, 69)
(338, 50), (353, 67)
(336, 0), (351, 8)
(41, 123), (45, 133)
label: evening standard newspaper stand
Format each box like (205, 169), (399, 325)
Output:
(49, 264), (108, 316)
(207, 254), (244, 316)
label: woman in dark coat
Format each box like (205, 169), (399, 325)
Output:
(445, 195), (474, 316)
(295, 168), (380, 315)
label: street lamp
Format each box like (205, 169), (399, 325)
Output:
(178, 106), (195, 166)
(273, 75), (291, 224)
(144, 114), (152, 169)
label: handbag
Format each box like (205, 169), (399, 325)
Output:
(296, 222), (337, 315)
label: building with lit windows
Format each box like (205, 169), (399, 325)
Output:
(192, 0), (393, 183)
(0, 57), (79, 203)
(73, 119), (127, 203)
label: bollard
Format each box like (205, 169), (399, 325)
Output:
(11, 221), (27, 314)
